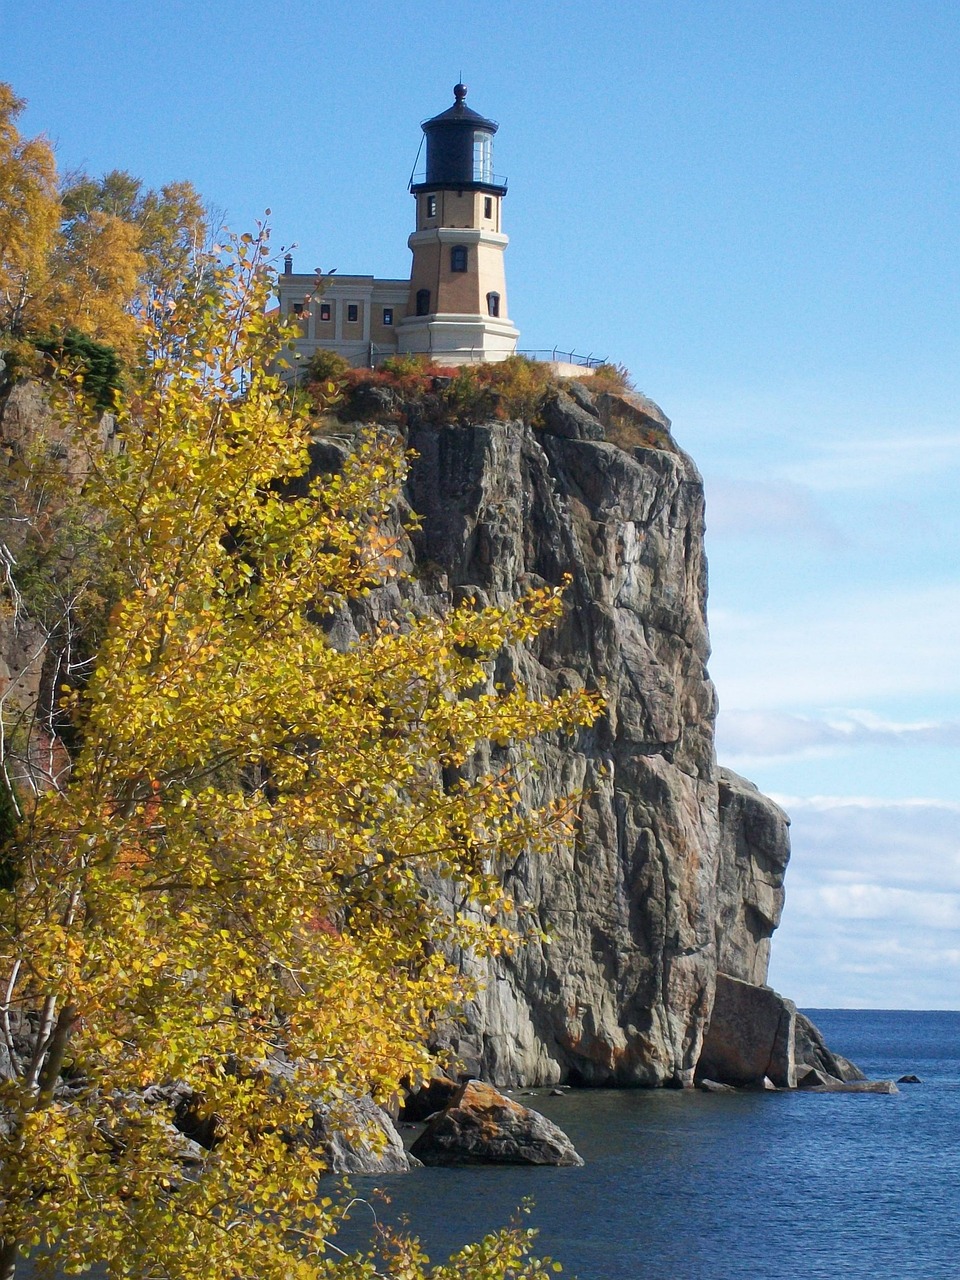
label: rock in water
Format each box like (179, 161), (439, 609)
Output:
(801, 1078), (900, 1095)
(698, 1079), (738, 1094)
(697, 973), (797, 1087)
(409, 1080), (584, 1166)
(310, 1095), (412, 1173)
(400, 1070), (461, 1122)
(794, 1011), (866, 1083)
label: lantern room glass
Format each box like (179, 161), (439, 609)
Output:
(473, 131), (493, 183)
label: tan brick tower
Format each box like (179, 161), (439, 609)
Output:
(397, 84), (520, 363)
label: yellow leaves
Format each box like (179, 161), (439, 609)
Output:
(0, 218), (600, 1280)
(0, 85), (59, 336)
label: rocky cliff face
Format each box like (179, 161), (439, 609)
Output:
(325, 384), (793, 1089)
(0, 375), (800, 1092)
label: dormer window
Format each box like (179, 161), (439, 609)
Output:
(486, 292), (500, 318)
(450, 245), (468, 273)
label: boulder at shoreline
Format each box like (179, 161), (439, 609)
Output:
(410, 1080), (584, 1167)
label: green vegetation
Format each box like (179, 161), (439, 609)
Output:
(32, 329), (123, 411)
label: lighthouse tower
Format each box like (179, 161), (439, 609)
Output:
(397, 84), (520, 363)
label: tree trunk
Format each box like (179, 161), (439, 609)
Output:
(0, 1238), (19, 1280)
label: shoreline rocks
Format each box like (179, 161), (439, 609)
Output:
(409, 1080), (584, 1167)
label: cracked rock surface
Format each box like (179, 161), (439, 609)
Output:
(333, 390), (795, 1088)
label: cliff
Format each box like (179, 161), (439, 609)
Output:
(0, 373), (841, 1093)
(322, 382), (796, 1089)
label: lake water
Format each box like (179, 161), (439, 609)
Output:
(349, 1010), (960, 1279)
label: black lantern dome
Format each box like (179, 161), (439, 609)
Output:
(410, 84), (507, 195)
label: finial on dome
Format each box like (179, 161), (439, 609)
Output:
(454, 82), (467, 103)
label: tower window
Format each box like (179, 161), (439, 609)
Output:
(292, 302), (303, 315)
(382, 307), (394, 326)
(319, 302), (331, 322)
(416, 289), (431, 317)
(486, 292), (500, 318)
(450, 245), (468, 273)
(425, 194), (437, 218)
(347, 304), (359, 323)
(484, 196), (493, 219)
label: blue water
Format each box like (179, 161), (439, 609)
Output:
(349, 1010), (960, 1279)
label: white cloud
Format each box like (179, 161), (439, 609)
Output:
(766, 794), (960, 1008)
(709, 581), (960, 708)
(778, 431), (960, 494)
(718, 707), (960, 763)
(705, 477), (840, 543)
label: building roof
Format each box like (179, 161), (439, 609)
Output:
(422, 83), (498, 134)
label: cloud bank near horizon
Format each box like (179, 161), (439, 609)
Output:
(718, 708), (960, 764)
(766, 794), (960, 1008)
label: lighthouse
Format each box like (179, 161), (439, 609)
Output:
(397, 84), (520, 363)
(275, 85), (520, 370)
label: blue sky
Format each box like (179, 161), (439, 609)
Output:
(6, 0), (959, 1008)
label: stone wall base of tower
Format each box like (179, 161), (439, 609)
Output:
(396, 314), (519, 365)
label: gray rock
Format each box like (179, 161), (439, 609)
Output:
(564, 381), (601, 417)
(898, 1074), (922, 1084)
(539, 391), (605, 441)
(394, 418), (719, 1087)
(697, 973), (796, 1088)
(794, 1011), (866, 1083)
(339, 382), (399, 421)
(834, 1054), (867, 1083)
(796, 1067), (833, 1089)
(595, 390), (672, 432)
(699, 1079), (737, 1093)
(310, 1094), (412, 1174)
(409, 1080), (583, 1167)
(715, 770), (791, 985)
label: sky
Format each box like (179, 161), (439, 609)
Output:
(5, 0), (959, 1009)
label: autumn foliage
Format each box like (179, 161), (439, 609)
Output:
(0, 83), (207, 367)
(0, 189), (599, 1278)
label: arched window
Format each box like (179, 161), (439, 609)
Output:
(486, 291), (500, 318)
(416, 288), (431, 317)
(450, 245), (468, 273)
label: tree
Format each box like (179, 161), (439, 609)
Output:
(0, 83), (209, 361)
(0, 85), (59, 338)
(0, 227), (599, 1277)
(58, 171), (210, 334)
